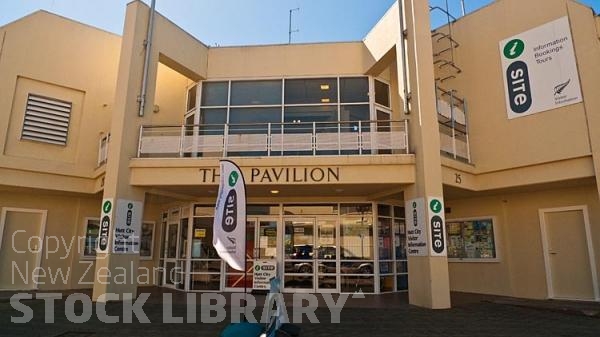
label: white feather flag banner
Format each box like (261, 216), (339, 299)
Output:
(213, 160), (246, 271)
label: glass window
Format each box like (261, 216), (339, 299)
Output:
(340, 104), (370, 122)
(185, 114), (195, 126)
(447, 218), (497, 259)
(393, 219), (407, 259)
(284, 106), (338, 124)
(340, 77), (369, 103)
(83, 218), (100, 257)
(200, 108), (227, 124)
(187, 85), (197, 112)
(340, 203), (372, 216)
(229, 107), (281, 125)
(191, 217), (218, 258)
(378, 217), (392, 260)
(248, 204), (280, 216)
(393, 206), (405, 218)
(375, 80), (390, 108)
(229, 107), (281, 134)
(179, 218), (188, 259)
(283, 204), (338, 215)
(378, 204), (392, 217)
(230, 80), (282, 106)
(140, 222), (155, 259)
(201, 81), (228, 106)
(285, 78), (338, 104)
(340, 216), (373, 260)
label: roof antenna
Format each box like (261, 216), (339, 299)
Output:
(288, 7), (300, 44)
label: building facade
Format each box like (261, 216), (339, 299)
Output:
(0, 0), (599, 308)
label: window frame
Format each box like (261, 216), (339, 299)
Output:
(446, 216), (501, 263)
(198, 75), (375, 128)
(373, 78), (391, 110)
(139, 221), (156, 260)
(81, 217), (100, 260)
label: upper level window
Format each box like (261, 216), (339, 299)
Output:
(374, 79), (391, 108)
(21, 94), (72, 146)
(186, 84), (197, 112)
(284, 78), (338, 105)
(340, 77), (369, 103)
(230, 80), (282, 106)
(201, 81), (228, 106)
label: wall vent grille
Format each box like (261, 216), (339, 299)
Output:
(21, 94), (72, 146)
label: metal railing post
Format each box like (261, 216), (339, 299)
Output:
(358, 120), (363, 155)
(338, 122), (342, 155)
(267, 123), (272, 157)
(312, 122), (316, 156)
(404, 120), (409, 154)
(223, 124), (229, 158)
(137, 126), (143, 158)
(179, 125), (185, 157)
(450, 91), (457, 159)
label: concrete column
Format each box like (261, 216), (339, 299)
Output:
(92, 2), (154, 302)
(398, 0), (451, 309)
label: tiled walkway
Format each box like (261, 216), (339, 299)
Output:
(1, 288), (598, 337)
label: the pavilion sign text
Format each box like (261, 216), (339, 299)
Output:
(199, 167), (340, 184)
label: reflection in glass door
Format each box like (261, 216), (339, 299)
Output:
(284, 218), (339, 292)
(316, 218), (338, 292)
(284, 218), (315, 291)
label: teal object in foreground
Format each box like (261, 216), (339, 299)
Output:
(220, 322), (264, 337)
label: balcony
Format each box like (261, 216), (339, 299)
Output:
(137, 120), (409, 158)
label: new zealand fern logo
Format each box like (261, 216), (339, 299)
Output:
(554, 79), (571, 95)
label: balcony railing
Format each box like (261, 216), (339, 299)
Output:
(137, 120), (409, 158)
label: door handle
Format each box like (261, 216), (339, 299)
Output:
(549, 252), (558, 255)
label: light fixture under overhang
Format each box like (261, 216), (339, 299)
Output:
(320, 84), (330, 90)
(270, 190), (280, 194)
(321, 98), (331, 103)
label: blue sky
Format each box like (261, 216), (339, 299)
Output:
(0, 1), (598, 46)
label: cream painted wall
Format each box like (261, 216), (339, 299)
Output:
(148, 63), (191, 126)
(446, 183), (600, 299)
(0, 189), (162, 290)
(432, 0), (598, 173)
(0, 12), (121, 186)
(207, 42), (373, 79)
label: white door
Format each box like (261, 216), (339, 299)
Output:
(540, 207), (599, 301)
(0, 208), (47, 290)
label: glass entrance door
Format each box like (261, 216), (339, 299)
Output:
(163, 221), (180, 289)
(283, 217), (339, 292)
(224, 218), (278, 291)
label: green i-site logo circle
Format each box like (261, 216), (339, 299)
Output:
(102, 200), (112, 213)
(228, 171), (239, 187)
(430, 199), (442, 213)
(503, 39), (525, 59)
